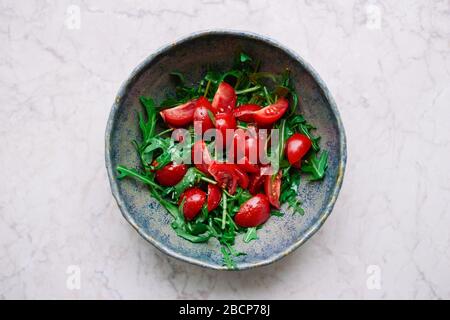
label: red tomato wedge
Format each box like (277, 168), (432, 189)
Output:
(232, 127), (260, 172)
(233, 165), (249, 190)
(232, 127), (258, 158)
(237, 157), (260, 173)
(191, 140), (212, 175)
(154, 162), (188, 186)
(179, 187), (206, 221)
(285, 133), (312, 166)
(193, 97), (214, 134)
(196, 95), (213, 110)
(160, 100), (196, 127)
(211, 82), (237, 114)
(207, 184), (222, 212)
(248, 169), (266, 195)
(208, 162), (249, 195)
(215, 112), (236, 148)
(253, 98), (289, 126)
(264, 170), (282, 209)
(233, 104), (261, 122)
(234, 194), (270, 227)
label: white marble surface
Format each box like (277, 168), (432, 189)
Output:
(1, 0), (449, 299)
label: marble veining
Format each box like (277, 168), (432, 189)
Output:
(0, 0), (449, 299)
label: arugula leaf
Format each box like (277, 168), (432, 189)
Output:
(299, 123), (321, 152)
(205, 70), (222, 85)
(152, 191), (179, 219)
(173, 167), (213, 197)
(138, 97), (157, 146)
(174, 229), (211, 243)
(243, 227), (258, 243)
(301, 151), (328, 181)
(240, 52), (252, 63)
(186, 222), (209, 235)
(220, 70), (242, 84)
(271, 209), (284, 217)
(116, 165), (163, 192)
(285, 114), (321, 152)
(280, 167), (304, 215)
(221, 246), (236, 269)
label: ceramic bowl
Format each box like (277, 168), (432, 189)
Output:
(105, 30), (346, 270)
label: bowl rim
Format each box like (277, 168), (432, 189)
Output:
(105, 29), (347, 271)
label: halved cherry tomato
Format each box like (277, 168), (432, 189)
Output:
(248, 169), (265, 195)
(253, 97), (289, 126)
(179, 187), (206, 221)
(211, 82), (236, 114)
(208, 162), (249, 195)
(160, 100), (196, 127)
(233, 104), (261, 122)
(285, 133), (312, 166)
(154, 162), (188, 186)
(232, 127), (260, 172)
(234, 194), (270, 227)
(233, 127), (258, 156)
(264, 170), (282, 209)
(207, 184), (222, 212)
(191, 140), (212, 175)
(193, 97), (214, 134)
(236, 157), (259, 173)
(215, 112), (236, 148)
(233, 165), (249, 190)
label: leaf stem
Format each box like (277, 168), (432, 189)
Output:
(236, 85), (261, 95)
(117, 165), (163, 191)
(155, 128), (174, 137)
(263, 86), (273, 104)
(204, 80), (211, 97)
(221, 191), (227, 230)
(200, 176), (217, 185)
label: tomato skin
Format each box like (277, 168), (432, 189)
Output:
(196, 95), (212, 110)
(215, 112), (236, 148)
(234, 194), (270, 227)
(193, 97), (214, 134)
(253, 98), (289, 126)
(232, 127), (259, 171)
(211, 82), (237, 114)
(154, 162), (188, 186)
(208, 162), (248, 194)
(233, 104), (261, 122)
(191, 140), (212, 175)
(248, 169), (265, 195)
(234, 165), (249, 189)
(264, 170), (282, 209)
(285, 133), (312, 165)
(179, 187), (206, 221)
(207, 184), (222, 212)
(160, 100), (196, 127)
(237, 157), (260, 173)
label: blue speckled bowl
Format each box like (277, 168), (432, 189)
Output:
(105, 30), (346, 270)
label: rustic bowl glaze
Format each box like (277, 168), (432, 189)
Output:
(105, 30), (346, 270)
